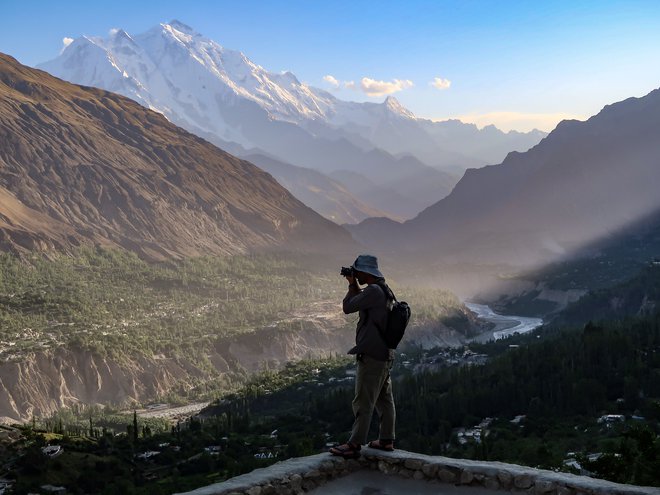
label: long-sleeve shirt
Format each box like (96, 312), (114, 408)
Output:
(343, 282), (390, 361)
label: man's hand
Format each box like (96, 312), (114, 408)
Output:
(345, 274), (358, 287)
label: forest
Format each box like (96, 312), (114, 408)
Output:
(0, 248), (467, 364)
(4, 312), (660, 493)
(2, 250), (660, 492)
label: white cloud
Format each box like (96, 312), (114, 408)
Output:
(323, 75), (340, 89)
(344, 81), (356, 90)
(430, 77), (451, 90)
(109, 28), (120, 36)
(358, 77), (413, 97)
(60, 37), (74, 53)
(444, 111), (585, 133)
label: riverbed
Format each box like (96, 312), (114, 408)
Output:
(465, 302), (543, 343)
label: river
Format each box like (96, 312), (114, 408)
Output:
(465, 302), (543, 343)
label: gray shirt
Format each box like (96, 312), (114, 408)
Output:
(343, 282), (390, 361)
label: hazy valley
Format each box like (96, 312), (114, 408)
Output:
(1, 10), (660, 494)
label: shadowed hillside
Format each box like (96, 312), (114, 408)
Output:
(348, 88), (660, 268)
(0, 53), (355, 260)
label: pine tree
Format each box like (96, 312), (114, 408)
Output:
(133, 410), (139, 443)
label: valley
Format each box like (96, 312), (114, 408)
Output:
(464, 303), (543, 342)
(0, 248), (482, 422)
(1, 5), (660, 494)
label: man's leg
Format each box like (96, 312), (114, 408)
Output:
(374, 361), (395, 444)
(349, 355), (389, 445)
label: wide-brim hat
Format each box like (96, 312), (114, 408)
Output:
(351, 254), (383, 278)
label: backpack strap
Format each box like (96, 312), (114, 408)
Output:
(375, 281), (397, 303)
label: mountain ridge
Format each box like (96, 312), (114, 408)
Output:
(38, 21), (545, 220)
(347, 86), (660, 267)
(0, 52), (355, 259)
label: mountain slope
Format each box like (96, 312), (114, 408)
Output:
(0, 53), (354, 259)
(242, 153), (394, 223)
(37, 21), (543, 219)
(348, 88), (660, 266)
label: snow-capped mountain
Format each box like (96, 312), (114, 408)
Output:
(41, 21), (388, 146)
(39, 21), (545, 220)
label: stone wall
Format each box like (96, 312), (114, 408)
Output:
(175, 448), (660, 495)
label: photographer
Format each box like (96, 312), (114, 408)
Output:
(329, 254), (396, 459)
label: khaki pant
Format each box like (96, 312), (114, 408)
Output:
(349, 353), (395, 445)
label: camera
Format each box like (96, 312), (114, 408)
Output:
(340, 266), (355, 277)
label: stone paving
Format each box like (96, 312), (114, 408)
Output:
(175, 448), (660, 495)
(308, 470), (501, 495)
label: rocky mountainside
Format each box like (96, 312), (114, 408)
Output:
(348, 88), (660, 267)
(0, 53), (355, 259)
(37, 21), (544, 219)
(242, 153), (393, 223)
(0, 314), (354, 422)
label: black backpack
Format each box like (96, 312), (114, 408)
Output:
(375, 282), (411, 349)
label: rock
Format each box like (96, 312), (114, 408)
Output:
(484, 478), (500, 490)
(497, 471), (514, 488)
(399, 468), (413, 478)
(437, 468), (457, 483)
(422, 463), (440, 478)
(460, 470), (475, 485)
(557, 487), (573, 495)
(261, 484), (276, 495)
(289, 474), (302, 490)
(246, 487), (262, 495)
(404, 459), (425, 470)
(319, 461), (335, 472)
(413, 470), (425, 481)
(515, 473), (534, 489)
(346, 459), (362, 470)
(378, 460), (398, 475)
(535, 480), (557, 494)
(301, 480), (317, 491)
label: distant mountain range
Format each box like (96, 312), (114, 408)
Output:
(38, 21), (545, 221)
(0, 53), (354, 259)
(348, 87), (660, 267)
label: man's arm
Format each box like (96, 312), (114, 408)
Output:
(343, 284), (381, 314)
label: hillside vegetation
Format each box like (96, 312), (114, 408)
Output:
(0, 249), (344, 362)
(6, 314), (658, 493)
(0, 248), (475, 418)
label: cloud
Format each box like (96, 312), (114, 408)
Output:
(109, 28), (120, 36)
(326, 76), (414, 97)
(446, 111), (586, 133)
(430, 77), (451, 90)
(323, 75), (340, 89)
(61, 37), (74, 53)
(358, 77), (413, 97)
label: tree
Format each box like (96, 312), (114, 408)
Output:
(133, 410), (139, 444)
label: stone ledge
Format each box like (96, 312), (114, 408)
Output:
(174, 448), (660, 495)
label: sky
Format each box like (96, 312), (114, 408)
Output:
(2, 0), (660, 132)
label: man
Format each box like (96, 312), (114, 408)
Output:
(329, 254), (396, 459)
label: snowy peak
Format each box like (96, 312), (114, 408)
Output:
(38, 21), (545, 172)
(383, 96), (415, 119)
(167, 20), (198, 36)
(111, 28), (135, 43)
